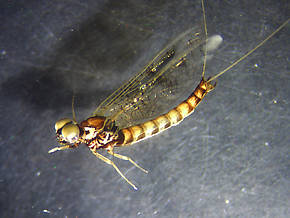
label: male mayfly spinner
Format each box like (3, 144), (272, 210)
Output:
(49, 0), (289, 189)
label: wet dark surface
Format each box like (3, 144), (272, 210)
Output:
(0, 0), (289, 217)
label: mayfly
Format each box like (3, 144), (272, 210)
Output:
(49, 0), (289, 189)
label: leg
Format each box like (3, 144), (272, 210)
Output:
(107, 150), (148, 174)
(90, 148), (138, 190)
(48, 145), (73, 153)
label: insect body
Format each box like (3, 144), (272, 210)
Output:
(49, 1), (289, 189)
(50, 27), (221, 189)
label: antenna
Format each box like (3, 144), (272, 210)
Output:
(72, 95), (77, 123)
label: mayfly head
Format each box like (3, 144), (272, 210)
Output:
(54, 118), (81, 145)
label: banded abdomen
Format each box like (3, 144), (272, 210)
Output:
(118, 77), (215, 146)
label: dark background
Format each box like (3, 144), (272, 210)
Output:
(0, 0), (289, 217)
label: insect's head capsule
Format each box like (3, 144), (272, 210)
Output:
(55, 118), (80, 144)
(55, 118), (72, 132)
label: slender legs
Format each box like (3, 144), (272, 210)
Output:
(107, 150), (148, 173)
(48, 145), (73, 153)
(90, 147), (148, 190)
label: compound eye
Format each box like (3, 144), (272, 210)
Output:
(61, 124), (80, 143)
(55, 118), (73, 132)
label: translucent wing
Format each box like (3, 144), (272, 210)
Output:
(92, 25), (207, 128)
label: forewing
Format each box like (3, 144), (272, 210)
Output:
(92, 26), (206, 128)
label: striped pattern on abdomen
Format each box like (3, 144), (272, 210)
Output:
(118, 77), (215, 146)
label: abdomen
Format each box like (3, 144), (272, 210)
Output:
(117, 78), (215, 146)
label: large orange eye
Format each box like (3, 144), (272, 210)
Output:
(55, 118), (72, 132)
(61, 124), (80, 143)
